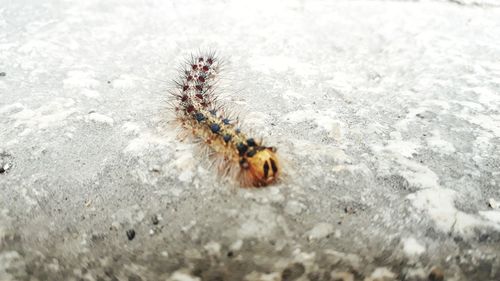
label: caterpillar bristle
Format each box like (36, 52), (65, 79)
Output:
(169, 51), (280, 188)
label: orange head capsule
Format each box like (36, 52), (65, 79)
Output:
(240, 147), (279, 187)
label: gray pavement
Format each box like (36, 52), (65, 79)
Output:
(1, 0), (500, 280)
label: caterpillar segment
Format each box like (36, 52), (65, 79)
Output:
(171, 53), (280, 187)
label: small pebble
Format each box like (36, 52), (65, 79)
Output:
(0, 72), (6, 77)
(281, 263), (305, 281)
(488, 198), (499, 209)
(428, 267), (444, 281)
(126, 229), (135, 240)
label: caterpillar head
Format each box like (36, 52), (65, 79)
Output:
(240, 147), (279, 187)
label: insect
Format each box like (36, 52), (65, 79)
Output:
(170, 52), (280, 187)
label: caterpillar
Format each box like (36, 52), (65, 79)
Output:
(170, 52), (280, 187)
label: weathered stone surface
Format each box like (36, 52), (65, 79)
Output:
(1, 0), (499, 280)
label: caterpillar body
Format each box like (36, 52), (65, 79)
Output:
(170, 53), (280, 187)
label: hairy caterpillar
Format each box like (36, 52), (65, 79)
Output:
(170, 52), (280, 187)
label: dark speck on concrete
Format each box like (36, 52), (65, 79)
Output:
(344, 206), (356, 214)
(0, 72), (6, 77)
(126, 229), (135, 240)
(151, 215), (159, 225)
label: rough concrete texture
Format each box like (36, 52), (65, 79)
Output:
(1, 0), (500, 280)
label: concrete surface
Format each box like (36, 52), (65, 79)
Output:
(1, 0), (500, 280)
